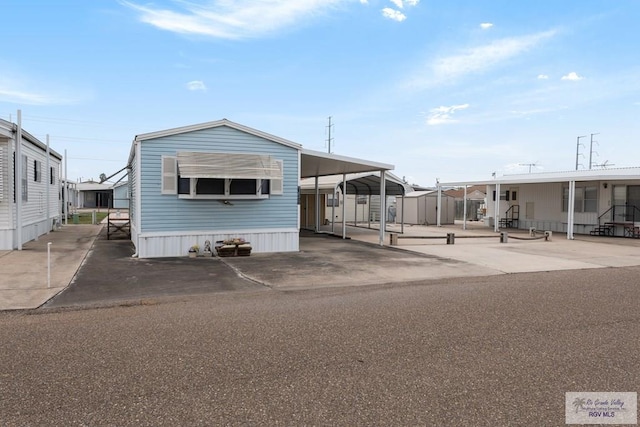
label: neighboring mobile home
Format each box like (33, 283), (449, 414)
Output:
(0, 118), (62, 249)
(439, 168), (640, 239)
(76, 181), (112, 209)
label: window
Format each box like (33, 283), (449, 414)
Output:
(162, 154), (283, 199)
(584, 186), (597, 212)
(50, 166), (55, 185)
(356, 195), (368, 204)
(178, 177), (270, 199)
(562, 185), (598, 213)
(492, 190), (510, 201)
(22, 155), (28, 202)
(34, 160), (41, 182)
(327, 194), (339, 207)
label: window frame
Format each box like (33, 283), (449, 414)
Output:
(162, 155), (282, 200)
(34, 159), (41, 183)
(178, 177), (270, 199)
(562, 185), (598, 213)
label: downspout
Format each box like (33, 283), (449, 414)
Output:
(132, 139), (142, 257)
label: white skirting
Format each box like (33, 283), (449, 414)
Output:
(134, 229), (299, 258)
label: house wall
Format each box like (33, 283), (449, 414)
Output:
(129, 145), (140, 252)
(136, 126), (299, 257)
(484, 181), (640, 234)
(325, 193), (389, 223)
(0, 137), (62, 249)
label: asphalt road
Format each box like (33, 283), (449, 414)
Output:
(2, 267), (639, 426)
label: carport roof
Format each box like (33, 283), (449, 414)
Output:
(301, 149), (394, 179)
(300, 172), (410, 196)
(441, 167), (640, 186)
(340, 172), (409, 196)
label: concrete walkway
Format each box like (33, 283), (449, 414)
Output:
(341, 222), (640, 273)
(0, 225), (102, 310)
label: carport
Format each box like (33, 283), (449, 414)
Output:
(301, 149), (396, 246)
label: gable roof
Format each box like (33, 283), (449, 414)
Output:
(129, 119), (396, 178)
(444, 185), (486, 198)
(134, 118), (302, 150)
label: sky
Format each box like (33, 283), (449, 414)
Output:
(1, 0), (639, 186)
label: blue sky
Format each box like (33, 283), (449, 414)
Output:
(1, 0), (639, 185)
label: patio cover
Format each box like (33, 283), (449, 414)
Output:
(300, 149), (393, 178)
(339, 172), (408, 196)
(300, 149), (396, 245)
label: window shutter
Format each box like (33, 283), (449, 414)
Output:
(271, 159), (283, 195)
(161, 156), (177, 194)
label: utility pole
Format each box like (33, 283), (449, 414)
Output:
(575, 135), (587, 170)
(326, 116), (334, 154)
(589, 133), (599, 170)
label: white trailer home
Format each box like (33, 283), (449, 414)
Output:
(439, 168), (640, 239)
(0, 118), (62, 249)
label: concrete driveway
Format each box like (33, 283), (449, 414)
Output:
(10, 221), (640, 310)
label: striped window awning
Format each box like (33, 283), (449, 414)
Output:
(176, 152), (282, 180)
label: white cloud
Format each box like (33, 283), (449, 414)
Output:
(537, 74), (549, 79)
(360, 0), (368, 3)
(186, 80), (207, 91)
(480, 22), (493, 30)
(382, 8), (406, 21)
(407, 29), (556, 89)
(390, 0), (404, 8)
(426, 103), (469, 125)
(120, 0), (354, 39)
(405, 0), (419, 5)
(561, 71), (583, 81)
(0, 75), (81, 105)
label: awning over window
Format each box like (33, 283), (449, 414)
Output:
(177, 152), (282, 180)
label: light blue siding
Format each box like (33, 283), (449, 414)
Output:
(139, 126), (298, 233)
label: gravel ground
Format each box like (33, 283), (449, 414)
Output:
(2, 267), (639, 426)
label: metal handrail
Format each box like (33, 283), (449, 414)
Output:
(597, 204), (640, 227)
